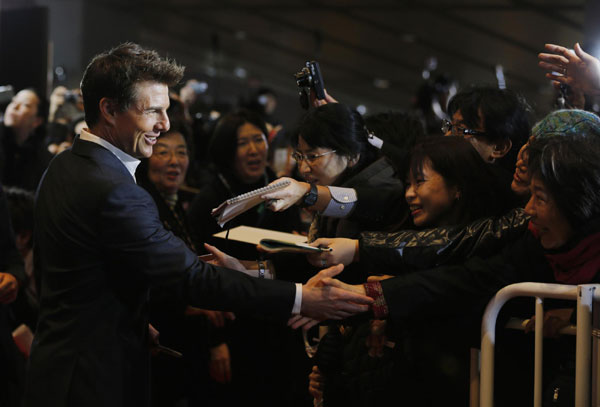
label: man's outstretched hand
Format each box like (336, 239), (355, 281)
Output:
(290, 264), (372, 329)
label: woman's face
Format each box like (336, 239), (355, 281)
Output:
(148, 131), (189, 195)
(233, 122), (268, 184)
(524, 176), (573, 249)
(511, 139), (531, 197)
(295, 136), (351, 186)
(405, 159), (459, 228)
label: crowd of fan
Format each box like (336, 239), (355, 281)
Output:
(2, 41), (600, 407)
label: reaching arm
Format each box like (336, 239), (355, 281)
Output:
(358, 207), (529, 274)
(538, 43), (600, 97)
(319, 230), (545, 325)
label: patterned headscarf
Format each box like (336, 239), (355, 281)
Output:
(532, 109), (600, 140)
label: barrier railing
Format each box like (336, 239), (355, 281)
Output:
(475, 282), (600, 407)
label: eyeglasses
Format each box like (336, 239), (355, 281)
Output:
(441, 119), (487, 139)
(291, 150), (337, 164)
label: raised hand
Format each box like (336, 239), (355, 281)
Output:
(539, 43), (600, 96)
(311, 88), (339, 107)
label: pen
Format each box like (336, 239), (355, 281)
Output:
(155, 344), (183, 358)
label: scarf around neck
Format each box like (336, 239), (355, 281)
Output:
(529, 221), (600, 284)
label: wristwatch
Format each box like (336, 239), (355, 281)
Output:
(299, 183), (318, 208)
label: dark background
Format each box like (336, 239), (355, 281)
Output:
(1, 0), (599, 129)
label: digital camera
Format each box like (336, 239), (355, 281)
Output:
(294, 61), (325, 109)
(64, 90), (81, 104)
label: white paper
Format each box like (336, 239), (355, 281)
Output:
(213, 225), (308, 246)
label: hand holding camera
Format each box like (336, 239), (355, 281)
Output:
(294, 61), (328, 109)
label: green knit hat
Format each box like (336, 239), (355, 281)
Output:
(532, 109), (600, 140)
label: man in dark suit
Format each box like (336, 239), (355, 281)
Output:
(23, 43), (372, 407)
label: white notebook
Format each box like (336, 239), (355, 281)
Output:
(213, 225), (308, 246)
(212, 226), (331, 254)
(211, 180), (290, 227)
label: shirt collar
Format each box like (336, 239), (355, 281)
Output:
(79, 128), (141, 181)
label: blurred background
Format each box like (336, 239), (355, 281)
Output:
(1, 0), (598, 128)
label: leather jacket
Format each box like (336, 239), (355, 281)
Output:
(359, 207), (529, 274)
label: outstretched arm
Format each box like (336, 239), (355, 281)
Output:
(539, 43), (600, 96)
(359, 207), (529, 273)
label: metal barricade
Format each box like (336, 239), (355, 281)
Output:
(474, 282), (600, 407)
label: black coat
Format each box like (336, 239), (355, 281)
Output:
(24, 137), (296, 407)
(0, 123), (52, 192)
(359, 207), (530, 273)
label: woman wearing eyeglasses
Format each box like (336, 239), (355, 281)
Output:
(273, 103), (411, 281)
(204, 103), (418, 406)
(310, 112), (600, 406)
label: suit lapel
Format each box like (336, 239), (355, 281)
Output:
(71, 136), (135, 182)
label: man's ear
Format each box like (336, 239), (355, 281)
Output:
(491, 138), (512, 160)
(99, 97), (118, 125)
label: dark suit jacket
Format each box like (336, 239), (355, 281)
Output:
(24, 137), (296, 407)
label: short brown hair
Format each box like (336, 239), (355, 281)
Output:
(80, 42), (184, 126)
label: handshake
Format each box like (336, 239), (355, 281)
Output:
(204, 243), (372, 329)
(291, 264), (372, 330)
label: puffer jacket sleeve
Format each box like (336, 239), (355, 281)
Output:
(358, 207), (529, 275)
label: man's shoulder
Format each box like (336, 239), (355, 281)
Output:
(39, 142), (139, 212)
(51, 139), (132, 183)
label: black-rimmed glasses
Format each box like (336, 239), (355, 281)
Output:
(441, 119), (487, 138)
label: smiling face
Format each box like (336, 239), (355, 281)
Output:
(233, 122), (268, 184)
(4, 89), (42, 132)
(148, 131), (189, 195)
(111, 81), (170, 158)
(296, 136), (350, 186)
(525, 176), (573, 249)
(405, 159), (459, 228)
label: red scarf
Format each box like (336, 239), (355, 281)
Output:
(529, 222), (600, 284)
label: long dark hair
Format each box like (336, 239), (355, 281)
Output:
(208, 108), (269, 179)
(409, 136), (509, 225)
(292, 103), (378, 182)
